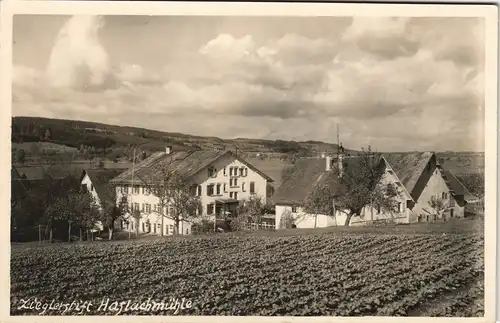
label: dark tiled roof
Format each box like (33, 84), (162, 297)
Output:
(15, 166), (48, 181)
(441, 169), (478, 201)
(82, 169), (126, 205)
(271, 158), (329, 205)
(273, 153), (436, 206)
(11, 167), (22, 180)
(110, 149), (273, 185)
(382, 152), (434, 197)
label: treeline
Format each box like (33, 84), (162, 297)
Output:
(12, 119), (117, 150)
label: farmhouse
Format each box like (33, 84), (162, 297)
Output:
(80, 168), (126, 231)
(109, 147), (274, 235)
(274, 152), (471, 229)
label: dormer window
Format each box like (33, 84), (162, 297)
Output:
(208, 167), (217, 178)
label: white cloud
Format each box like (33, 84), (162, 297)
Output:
(45, 15), (112, 90)
(342, 17), (409, 40)
(12, 16), (485, 152)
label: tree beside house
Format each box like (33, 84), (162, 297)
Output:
(273, 150), (475, 229)
(109, 147), (274, 235)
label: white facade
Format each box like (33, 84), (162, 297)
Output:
(80, 173), (104, 231)
(410, 166), (464, 222)
(114, 153), (270, 235)
(275, 159), (462, 229)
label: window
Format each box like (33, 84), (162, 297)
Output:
(250, 182), (255, 194)
(442, 192), (448, 199)
(426, 215), (429, 222)
(223, 167), (227, 176)
(186, 228), (189, 235)
(169, 207), (174, 215)
(165, 225), (169, 235)
(216, 184), (221, 195)
(153, 224), (157, 234)
(233, 178), (238, 187)
(142, 223), (145, 232)
(433, 214), (437, 221)
(134, 186), (140, 194)
(224, 183), (227, 192)
(145, 204), (151, 213)
(207, 184), (214, 196)
(197, 185), (202, 196)
(242, 182), (246, 191)
(169, 225), (174, 234)
(134, 203), (139, 212)
(142, 203), (146, 212)
(207, 204), (214, 215)
(450, 209), (454, 218)
(291, 206), (297, 213)
(90, 184), (94, 191)
(239, 168), (244, 176)
(234, 192), (238, 200)
(208, 167), (217, 178)
(190, 185), (197, 196)
(244, 168), (248, 177)
(376, 205), (381, 214)
(131, 222), (134, 230)
(397, 202), (402, 213)
(144, 187), (150, 196)
(153, 204), (157, 212)
(230, 192), (234, 199)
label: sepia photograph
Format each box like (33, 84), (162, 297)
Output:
(3, 1), (497, 320)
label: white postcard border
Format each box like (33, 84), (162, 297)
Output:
(0, 1), (497, 323)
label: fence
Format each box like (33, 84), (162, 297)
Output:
(11, 223), (100, 243)
(243, 223), (275, 231)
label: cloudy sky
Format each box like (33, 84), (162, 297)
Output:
(12, 15), (485, 152)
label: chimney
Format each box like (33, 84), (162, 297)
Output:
(165, 146), (172, 154)
(325, 156), (332, 171)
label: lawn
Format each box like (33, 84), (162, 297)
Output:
(11, 219), (484, 316)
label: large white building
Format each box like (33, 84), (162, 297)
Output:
(109, 147), (274, 235)
(273, 152), (474, 229)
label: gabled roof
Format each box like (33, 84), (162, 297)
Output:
(110, 149), (273, 185)
(81, 168), (125, 205)
(441, 169), (478, 201)
(11, 167), (22, 180)
(273, 152), (436, 206)
(15, 166), (48, 181)
(382, 152), (434, 199)
(271, 158), (327, 205)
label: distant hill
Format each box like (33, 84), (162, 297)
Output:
(11, 116), (348, 157)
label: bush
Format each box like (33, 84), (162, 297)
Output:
(279, 209), (296, 229)
(192, 219), (215, 234)
(230, 214), (250, 232)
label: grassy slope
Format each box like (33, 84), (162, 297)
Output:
(12, 116), (344, 155)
